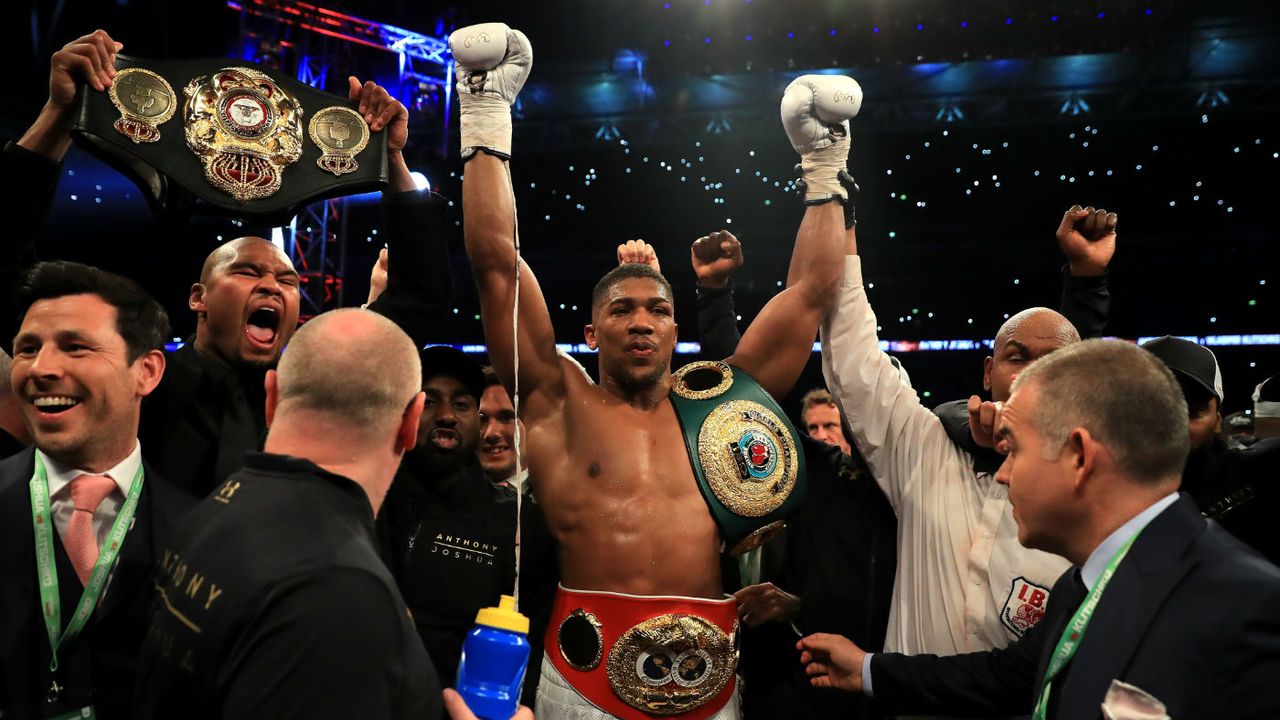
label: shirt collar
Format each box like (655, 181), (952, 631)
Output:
(38, 441), (143, 500)
(503, 468), (530, 492)
(1080, 491), (1179, 590)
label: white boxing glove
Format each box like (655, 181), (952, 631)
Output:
(780, 74), (862, 202)
(448, 23), (533, 159)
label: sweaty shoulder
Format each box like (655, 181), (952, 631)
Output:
(523, 351), (597, 416)
(558, 352), (596, 390)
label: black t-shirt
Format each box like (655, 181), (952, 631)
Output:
(377, 458), (521, 689)
(135, 452), (441, 720)
(1184, 437), (1280, 565)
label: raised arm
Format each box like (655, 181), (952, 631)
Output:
(729, 75), (860, 399)
(1056, 204), (1116, 339)
(947, 204), (1119, 452)
(450, 25), (565, 414)
(690, 231), (746, 360)
(819, 220), (959, 509)
(4, 30), (121, 344)
(346, 76), (456, 347)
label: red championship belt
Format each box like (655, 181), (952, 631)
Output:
(547, 586), (740, 720)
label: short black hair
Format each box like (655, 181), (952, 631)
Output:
(481, 365), (504, 389)
(591, 263), (674, 312)
(15, 261), (170, 362)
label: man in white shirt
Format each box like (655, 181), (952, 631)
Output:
(798, 339), (1280, 719)
(816, 207), (1118, 661)
(0, 260), (194, 720)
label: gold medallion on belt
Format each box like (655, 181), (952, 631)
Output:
(605, 614), (737, 715)
(108, 67), (176, 143)
(698, 400), (798, 518)
(183, 67), (303, 201)
(309, 106), (370, 176)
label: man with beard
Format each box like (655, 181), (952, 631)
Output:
(453, 23), (853, 719)
(1141, 336), (1280, 564)
(4, 30), (455, 497)
(378, 347), (523, 690)
(616, 237), (897, 720)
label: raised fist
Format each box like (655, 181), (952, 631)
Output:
(347, 77), (407, 154)
(449, 23), (532, 106)
(617, 239), (661, 274)
(448, 23), (532, 159)
(1056, 205), (1117, 277)
(781, 75), (861, 156)
(690, 231), (744, 289)
(781, 74), (862, 202)
(49, 29), (123, 107)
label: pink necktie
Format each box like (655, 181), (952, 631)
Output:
(64, 474), (118, 587)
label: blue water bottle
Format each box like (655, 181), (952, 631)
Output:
(456, 595), (531, 720)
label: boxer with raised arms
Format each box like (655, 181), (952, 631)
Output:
(451, 22), (859, 720)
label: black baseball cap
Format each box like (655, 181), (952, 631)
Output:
(1140, 336), (1223, 403)
(419, 345), (485, 400)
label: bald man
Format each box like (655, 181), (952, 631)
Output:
(817, 206), (1118, 680)
(141, 71), (454, 497)
(135, 234), (302, 495)
(135, 309), (446, 720)
(800, 340), (1280, 719)
(3, 30), (456, 496)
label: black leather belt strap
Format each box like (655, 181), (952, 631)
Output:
(71, 54), (388, 225)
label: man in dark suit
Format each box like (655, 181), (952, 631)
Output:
(4, 29), (456, 498)
(0, 261), (194, 719)
(799, 339), (1280, 719)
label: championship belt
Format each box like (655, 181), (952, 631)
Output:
(547, 586), (739, 720)
(669, 362), (807, 555)
(70, 55), (388, 225)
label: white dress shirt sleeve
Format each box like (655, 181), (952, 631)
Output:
(819, 255), (962, 513)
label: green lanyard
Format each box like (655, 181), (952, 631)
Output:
(1031, 528), (1144, 720)
(29, 454), (145, 674)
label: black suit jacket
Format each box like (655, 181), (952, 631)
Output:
(0, 448), (195, 719)
(0, 140), (455, 497)
(871, 495), (1280, 719)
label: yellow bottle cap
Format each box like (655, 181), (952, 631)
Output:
(475, 595), (529, 635)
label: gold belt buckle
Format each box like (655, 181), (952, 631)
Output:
(606, 613), (737, 715)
